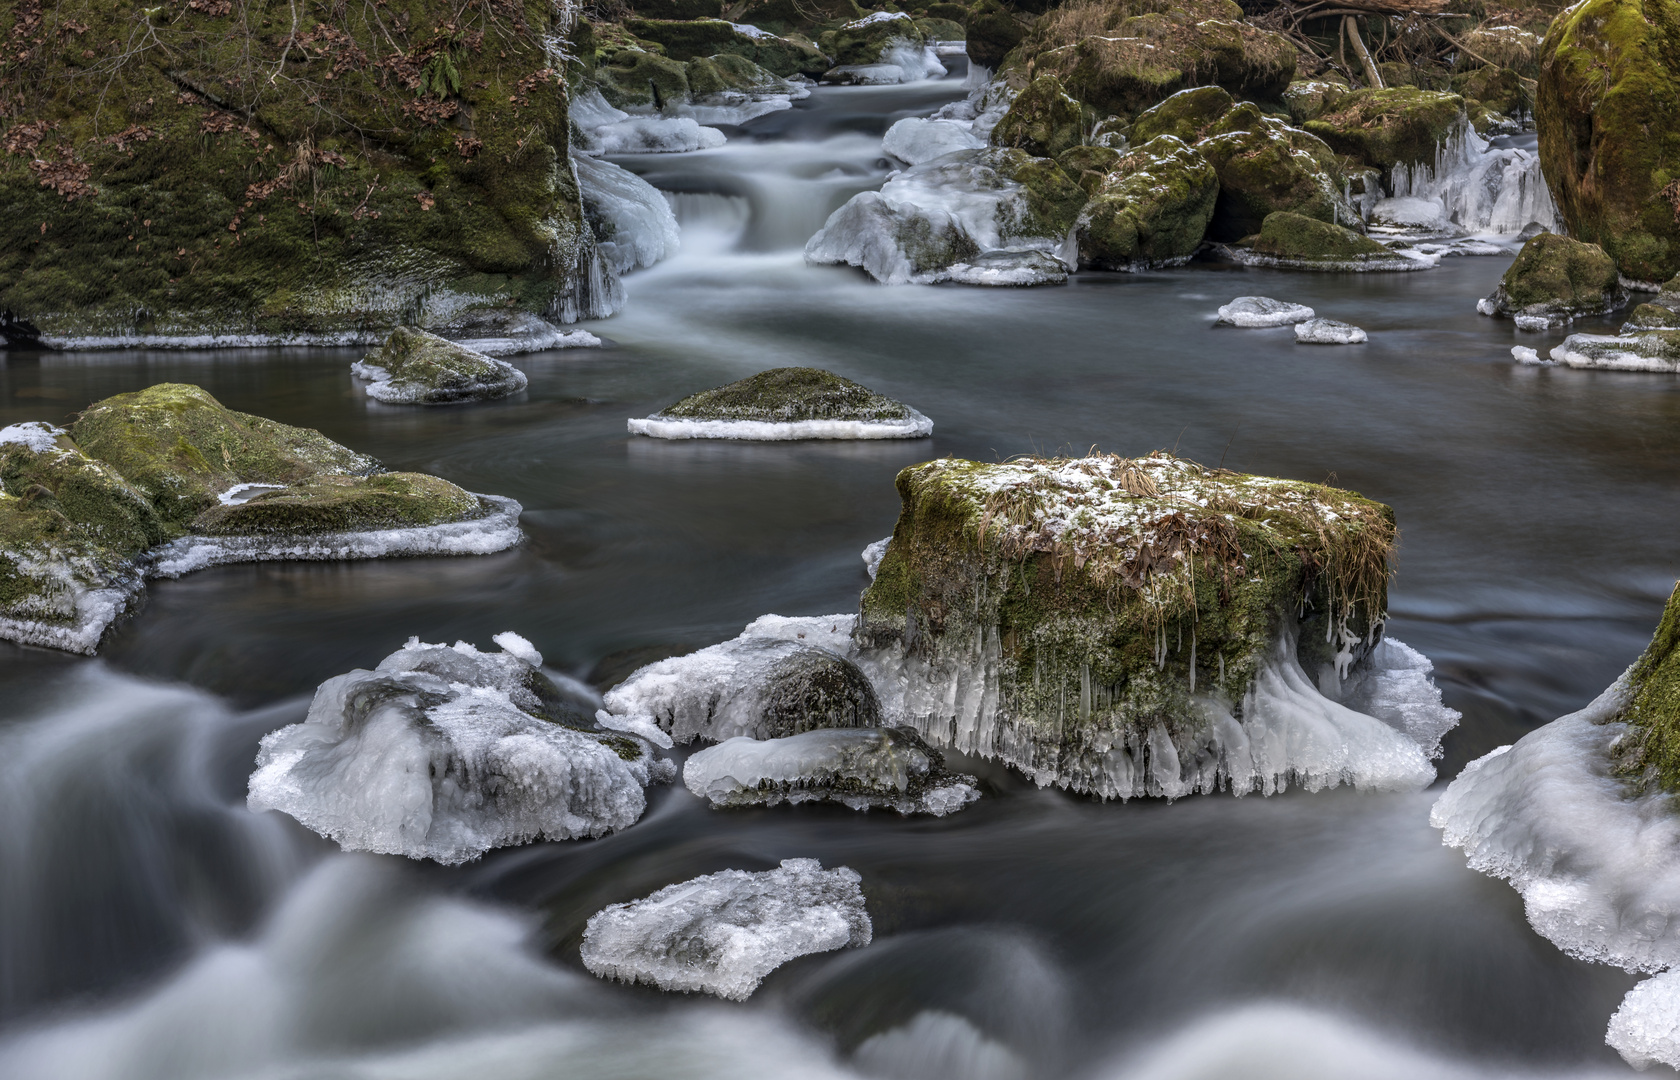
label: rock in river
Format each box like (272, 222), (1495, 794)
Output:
(628, 367), (933, 440)
(1476, 233), (1627, 330)
(353, 328), (529, 405)
(1295, 318), (1368, 344)
(1216, 297), (1315, 327)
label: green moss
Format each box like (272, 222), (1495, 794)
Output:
(915, 17), (968, 41)
(0, 494), (127, 627)
(1129, 86), (1234, 144)
(1616, 582), (1680, 792)
(1075, 135), (1218, 269)
(191, 472), (481, 535)
(965, 0), (1032, 69)
(1057, 144), (1124, 195)
(1196, 104), (1351, 241)
(991, 74), (1085, 159)
(1486, 232), (1625, 318)
(829, 14), (925, 67)
(356, 326), (522, 403)
(856, 452), (1396, 784)
(592, 48), (694, 108)
(1282, 78), (1351, 125)
(1624, 302), (1680, 330)
(0, 433), (163, 556)
(1247, 210), (1395, 263)
(1302, 87), (1465, 170)
(658, 367), (915, 422)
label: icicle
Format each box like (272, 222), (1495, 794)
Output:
(1189, 631), (1196, 694)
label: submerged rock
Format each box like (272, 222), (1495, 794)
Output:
(353, 328), (528, 405)
(1234, 211), (1428, 271)
(0, 384), (518, 653)
(248, 635), (668, 864)
(1433, 580), (1680, 1070)
(580, 858), (872, 1000)
(684, 727), (980, 815)
(1295, 318), (1368, 344)
(1216, 297), (1315, 327)
(1075, 136), (1219, 270)
(628, 367), (933, 440)
(1476, 233), (1626, 329)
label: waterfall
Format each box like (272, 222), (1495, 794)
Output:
(1372, 119), (1562, 236)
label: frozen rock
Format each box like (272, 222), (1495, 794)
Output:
(579, 857), (872, 1000)
(804, 191), (980, 286)
(944, 250), (1069, 287)
(628, 367), (933, 440)
(882, 118), (985, 165)
(573, 153), (680, 275)
(248, 634), (670, 864)
(683, 727), (980, 815)
(352, 327), (528, 405)
(1294, 318), (1368, 344)
(570, 91), (726, 155)
(1216, 297), (1315, 327)
(1550, 329), (1680, 372)
(603, 631), (881, 744)
(1512, 345), (1546, 364)
(1379, 118), (1563, 237)
(1608, 971), (1680, 1070)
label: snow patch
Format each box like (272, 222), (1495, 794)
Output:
(0, 422), (64, 451)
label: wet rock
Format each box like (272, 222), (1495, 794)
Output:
(1057, 144), (1124, 195)
(946, 249), (1070, 286)
(1235, 210), (1425, 271)
(352, 328), (528, 405)
(1282, 78), (1351, 125)
(629, 367), (933, 440)
(964, 0), (1033, 70)
(684, 726), (981, 814)
(1194, 103), (1357, 241)
(1216, 296), (1315, 327)
(991, 74), (1084, 159)
(1075, 136), (1218, 270)
(1476, 233), (1627, 329)
(1295, 318), (1368, 344)
(1549, 330), (1680, 372)
(1302, 87), (1465, 172)
(1129, 87), (1235, 145)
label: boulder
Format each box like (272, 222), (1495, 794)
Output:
(732, 0), (866, 36)
(622, 18), (828, 78)
(629, 0), (725, 18)
(1623, 303), (1680, 332)
(856, 451), (1456, 797)
(1549, 330), (1680, 372)
(683, 727), (981, 814)
(1194, 103), (1356, 241)
(352, 328), (528, 405)
(0, 385), (518, 653)
(1303, 87), (1465, 172)
(1216, 296), (1315, 327)
(1295, 318), (1368, 344)
(1129, 87), (1235, 145)
(1282, 78), (1351, 125)
(1459, 25), (1542, 73)
(1475, 233), (1627, 329)
(991, 74), (1085, 159)
(629, 367), (934, 440)
(1237, 210), (1422, 271)
(0, 0), (606, 348)
(1536, 0), (1680, 282)
(964, 0), (1033, 70)
(1057, 145), (1125, 195)
(1075, 136), (1219, 270)
(916, 16), (969, 41)
(827, 11), (926, 66)
(589, 47), (696, 110)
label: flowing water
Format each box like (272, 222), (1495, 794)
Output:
(2, 64), (1679, 1079)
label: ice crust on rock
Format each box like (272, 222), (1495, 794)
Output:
(1550, 332), (1680, 372)
(570, 90), (726, 155)
(629, 367), (933, 441)
(1295, 318), (1368, 344)
(248, 633), (669, 864)
(351, 330), (528, 405)
(579, 858), (872, 1000)
(1608, 971), (1680, 1070)
(882, 118), (985, 165)
(825, 43), (946, 86)
(1216, 297), (1315, 327)
(945, 250), (1068, 287)
(629, 415), (933, 440)
(573, 153), (681, 275)
(1375, 119), (1563, 237)
(863, 537), (891, 579)
(683, 727), (980, 815)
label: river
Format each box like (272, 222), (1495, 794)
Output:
(0, 61), (1676, 1080)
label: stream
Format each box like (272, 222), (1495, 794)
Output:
(1, 62), (1678, 1080)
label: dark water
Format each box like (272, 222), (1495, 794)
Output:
(0, 68), (1676, 1080)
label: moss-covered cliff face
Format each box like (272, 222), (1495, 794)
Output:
(1536, 0), (1680, 283)
(0, 0), (607, 348)
(1615, 582), (1680, 792)
(856, 452), (1395, 791)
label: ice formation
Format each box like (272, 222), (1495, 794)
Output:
(863, 537), (891, 580)
(573, 153), (681, 275)
(1295, 318), (1368, 345)
(1549, 332), (1680, 372)
(579, 858), (872, 1000)
(602, 613), (1457, 801)
(0, 421), (62, 451)
(805, 149), (1075, 285)
(1512, 346), (1546, 365)
(148, 494), (524, 578)
(683, 728), (981, 815)
(1372, 121), (1562, 237)
(1608, 970), (1680, 1069)
(569, 90), (726, 155)
(248, 634), (670, 864)
(945, 250), (1069, 287)
(1216, 297), (1315, 327)
(882, 118), (985, 165)
(825, 34), (946, 86)
(628, 414), (933, 440)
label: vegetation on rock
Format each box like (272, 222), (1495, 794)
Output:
(657, 367), (915, 422)
(1479, 233), (1627, 325)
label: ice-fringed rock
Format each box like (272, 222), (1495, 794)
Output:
(580, 858), (872, 1000)
(1295, 318), (1367, 344)
(826, 41), (946, 86)
(862, 537), (891, 580)
(1550, 330), (1680, 372)
(1217, 297), (1315, 327)
(569, 90), (726, 155)
(573, 153), (680, 275)
(1609, 970), (1680, 1069)
(683, 727), (980, 815)
(352, 327), (528, 404)
(628, 367), (933, 441)
(882, 117), (985, 165)
(945, 250), (1069, 287)
(248, 635), (672, 864)
(1512, 346), (1547, 365)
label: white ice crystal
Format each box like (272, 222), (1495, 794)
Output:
(1295, 318), (1368, 345)
(573, 153), (681, 275)
(1216, 297), (1315, 328)
(1608, 971), (1680, 1070)
(683, 728), (980, 815)
(0, 421), (65, 451)
(579, 858), (872, 1000)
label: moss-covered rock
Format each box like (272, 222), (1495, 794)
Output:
(191, 472), (482, 536)
(629, 0), (725, 19)
(1477, 233), (1627, 327)
(1550, 327), (1680, 371)
(1622, 302), (1680, 332)
(352, 327), (528, 405)
(733, 0), (866, 37)
(1613, 582), (1680, 792)
(0, 0), (605, 349)
(1075, 136), (1219, 269)
(991, 75), (1085, 159)
(1058, 144), (1125, 195)
(620, 18), (828, 77)
(1303, 87), (1465, 171)
(1460, 25), (1542, 73)
(1535, 0), (1680, 282)
(656, 367), (917, 423)
(1453, 66), (1529, 124)
(1129, 87), (1236, 145)
(965, 0), (1033, 69)
(916, 16), (968, 41)
(1283, 78), (1351, 125)
(828, 12), (926, 66)
(1240, 210), (1416, 270)
(0, 426), (163, 557)
(1195, 103), (1353, 241)
(855, 451), (1397, 795)
(590, 48), (697, 109)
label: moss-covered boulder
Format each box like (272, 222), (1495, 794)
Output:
(589, 47), (696, 110)
(0, 384), (512, 652)
(1058, 145), (1125, 195)
(965, 0), (1033, 70)
(1022, 0), (1296, 119)
(1283, 78), (1351, 125)
(1623, 302), (1680, 332)
(855, 451), (1400, 796)
(1477, 233), (1628, 328)
(1195, 104), (1354, 241)
(1129, 87), (1236, 145)
(352, 327), (528, 405)
(1303, 87), (1465, 171)
(1239, 211), (1418, 271)
(630, 0), (726, 19)
(620, 19), (828, 78)
(733, 0), (866, 37)
(1612, 581), (1680, 792)
(629, 367), (933, 439)
(0, 0), (606, 349)
(1075, 136), (1219, 270)
(916, 17), (969, 41)
(992, 75), (1085, 159)
(1535, 0), (1680, 283)
(827, 12), (926, 66)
